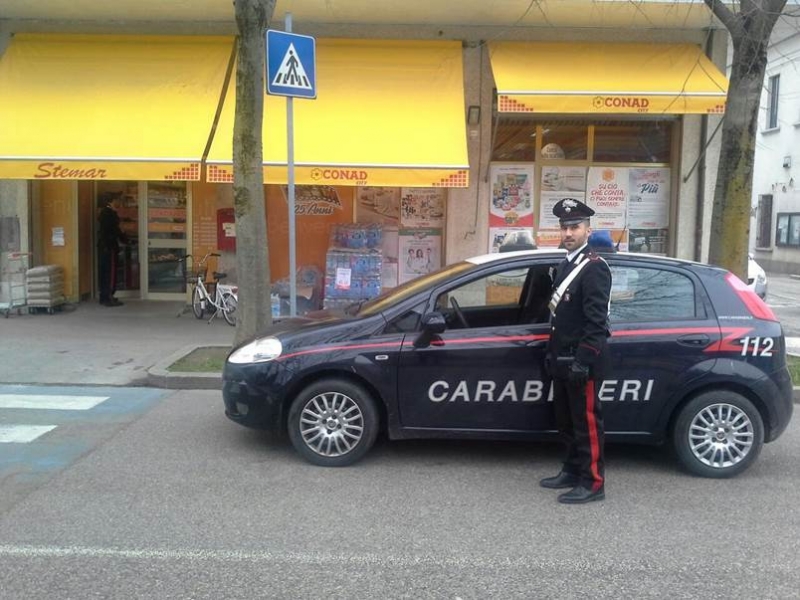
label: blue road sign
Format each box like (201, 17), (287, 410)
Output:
(266, 30), (317, 99)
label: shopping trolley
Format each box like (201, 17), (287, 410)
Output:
(0, 252), (30, 317)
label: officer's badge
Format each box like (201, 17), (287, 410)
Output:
(563, 198), (578, 209)
(564, 292), (571, 302)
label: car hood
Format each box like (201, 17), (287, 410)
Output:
(234, 309), (385, 353)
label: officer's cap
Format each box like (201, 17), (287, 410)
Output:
(553, 198), (595, 226)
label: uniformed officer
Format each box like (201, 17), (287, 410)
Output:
(541, 198), (612, 504)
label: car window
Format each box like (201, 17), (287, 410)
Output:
(384, 301), (426, 333)
(436, 266), (530, 311)
(609, 265), (696, 322)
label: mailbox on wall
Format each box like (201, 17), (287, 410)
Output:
(217, 208), (236, 252)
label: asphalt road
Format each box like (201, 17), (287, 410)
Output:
(1, 387), (799, 598)
(767, 273), (800, 337)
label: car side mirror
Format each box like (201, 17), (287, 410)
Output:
(414, 312), (447, 348)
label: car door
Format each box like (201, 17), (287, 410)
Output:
(603, 258), (720, 436)
(397, 259), (557, 433)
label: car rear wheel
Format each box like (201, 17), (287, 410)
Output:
(672, 391), (764, 478)
(287, 378), (379, 467)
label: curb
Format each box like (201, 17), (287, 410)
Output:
(146, 344), (225, 390)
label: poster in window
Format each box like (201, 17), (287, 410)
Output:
(536, 230), (562, 248)
(400, 188), (445, 228)
(628, 168), (670, 228)
(489, 227), (534, 253)
(399, 229), (442, 284)
(282, 185), (344, 216)
(355, 187), (400, 225)
(489, 163), (534, 228)
(381, 226), (400, 289)
(539, 166), (587, 230)
(629, 228), (668, 254)
(586, 167), (628, 230)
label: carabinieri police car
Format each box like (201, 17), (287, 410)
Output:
(222, 250), (794, 478)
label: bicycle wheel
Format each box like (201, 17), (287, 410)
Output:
(222, 291), (237, 326)
(191, 286), (205, 319)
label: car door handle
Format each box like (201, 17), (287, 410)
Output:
(677, 334), (711, 347)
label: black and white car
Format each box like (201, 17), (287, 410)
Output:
(223, 250), (793, 478)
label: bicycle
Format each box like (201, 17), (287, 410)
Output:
(183, 252), (238, 326)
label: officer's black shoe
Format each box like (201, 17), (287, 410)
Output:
(557, 485), (605, 504)
(539, 472), (580, 489)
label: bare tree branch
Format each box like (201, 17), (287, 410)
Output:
(704, 0), (745, 37)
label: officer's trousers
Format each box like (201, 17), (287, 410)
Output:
(98, 248), (118, 303)
(552, 376), (605, 491)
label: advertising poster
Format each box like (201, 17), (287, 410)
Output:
(629, 228), (669, 254)
(282, 185), (344, 216)
(629, 168), (671, 229)
(539, 166), (587, 230)
(586, 167), (628, 230)
(536, 230), (562, 248)
(400, 188), (445, 228)
(489, 163), (534, 228)
(381, 226), (400, 289)
(355, 187), (400, 225)
(399, 229), (442, 284)
(489, 227), (534, 253)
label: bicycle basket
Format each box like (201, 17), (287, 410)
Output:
(186, 267), (208, 284)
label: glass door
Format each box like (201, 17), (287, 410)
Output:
(143, 182), (188, 299)
(95, 182), (140, 298)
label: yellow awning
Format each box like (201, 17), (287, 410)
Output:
(207, 39), (469, 188)
(489, 42), (728, 115)
(0, 34), (234, 181)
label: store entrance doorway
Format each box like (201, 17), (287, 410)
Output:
(94, 181), (188, 301)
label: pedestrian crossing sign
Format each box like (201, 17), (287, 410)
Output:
(266, 30), (317, 99)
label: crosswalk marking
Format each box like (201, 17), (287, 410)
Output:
(0, 425), (57, 443)
(0, 394), (108, 410)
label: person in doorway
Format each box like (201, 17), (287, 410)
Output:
(97, 193), (127, 307)
(541, 198), (612, 504)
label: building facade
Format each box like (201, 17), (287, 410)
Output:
(750, 16), (800, 275)
(0, 1), (731, 306)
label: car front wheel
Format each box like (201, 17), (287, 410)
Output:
(672, 390), (764, 478)
(287, 378), (379, 467)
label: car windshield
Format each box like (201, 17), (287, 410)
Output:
(355, 261), (477, 316)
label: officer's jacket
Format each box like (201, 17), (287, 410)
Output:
(547, 247), (612, 368)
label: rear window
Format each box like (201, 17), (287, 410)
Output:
(610, 265), (697, 322)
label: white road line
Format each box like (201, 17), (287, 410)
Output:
(0, 394), (109, 410)
(0, 425), (57, 443)
(0, 544), (486, 569)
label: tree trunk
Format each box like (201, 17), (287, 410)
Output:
(233, 0), (276, 345)
(705, 0), (787, 279)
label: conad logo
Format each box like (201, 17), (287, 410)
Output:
(593, 96), (650, 111)
(311, 168), (369, 183)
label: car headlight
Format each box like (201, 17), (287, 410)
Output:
(757, 273), (766, 284)
(228, 337), (283, 364)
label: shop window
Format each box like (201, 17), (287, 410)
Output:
(756, 195), (773, 248)
(540, 124), (588, 160)
(491, 119), (536, 162)
(593, 121), (671, 163)
(776, 213), (800, 247)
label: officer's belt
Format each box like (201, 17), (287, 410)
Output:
(548, 254), (590, 316)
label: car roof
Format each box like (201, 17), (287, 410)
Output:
(465, 249), (726, 273)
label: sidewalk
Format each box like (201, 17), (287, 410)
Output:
(0, 300), (233, 388)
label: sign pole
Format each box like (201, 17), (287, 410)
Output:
(285, 12), (297, 317)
